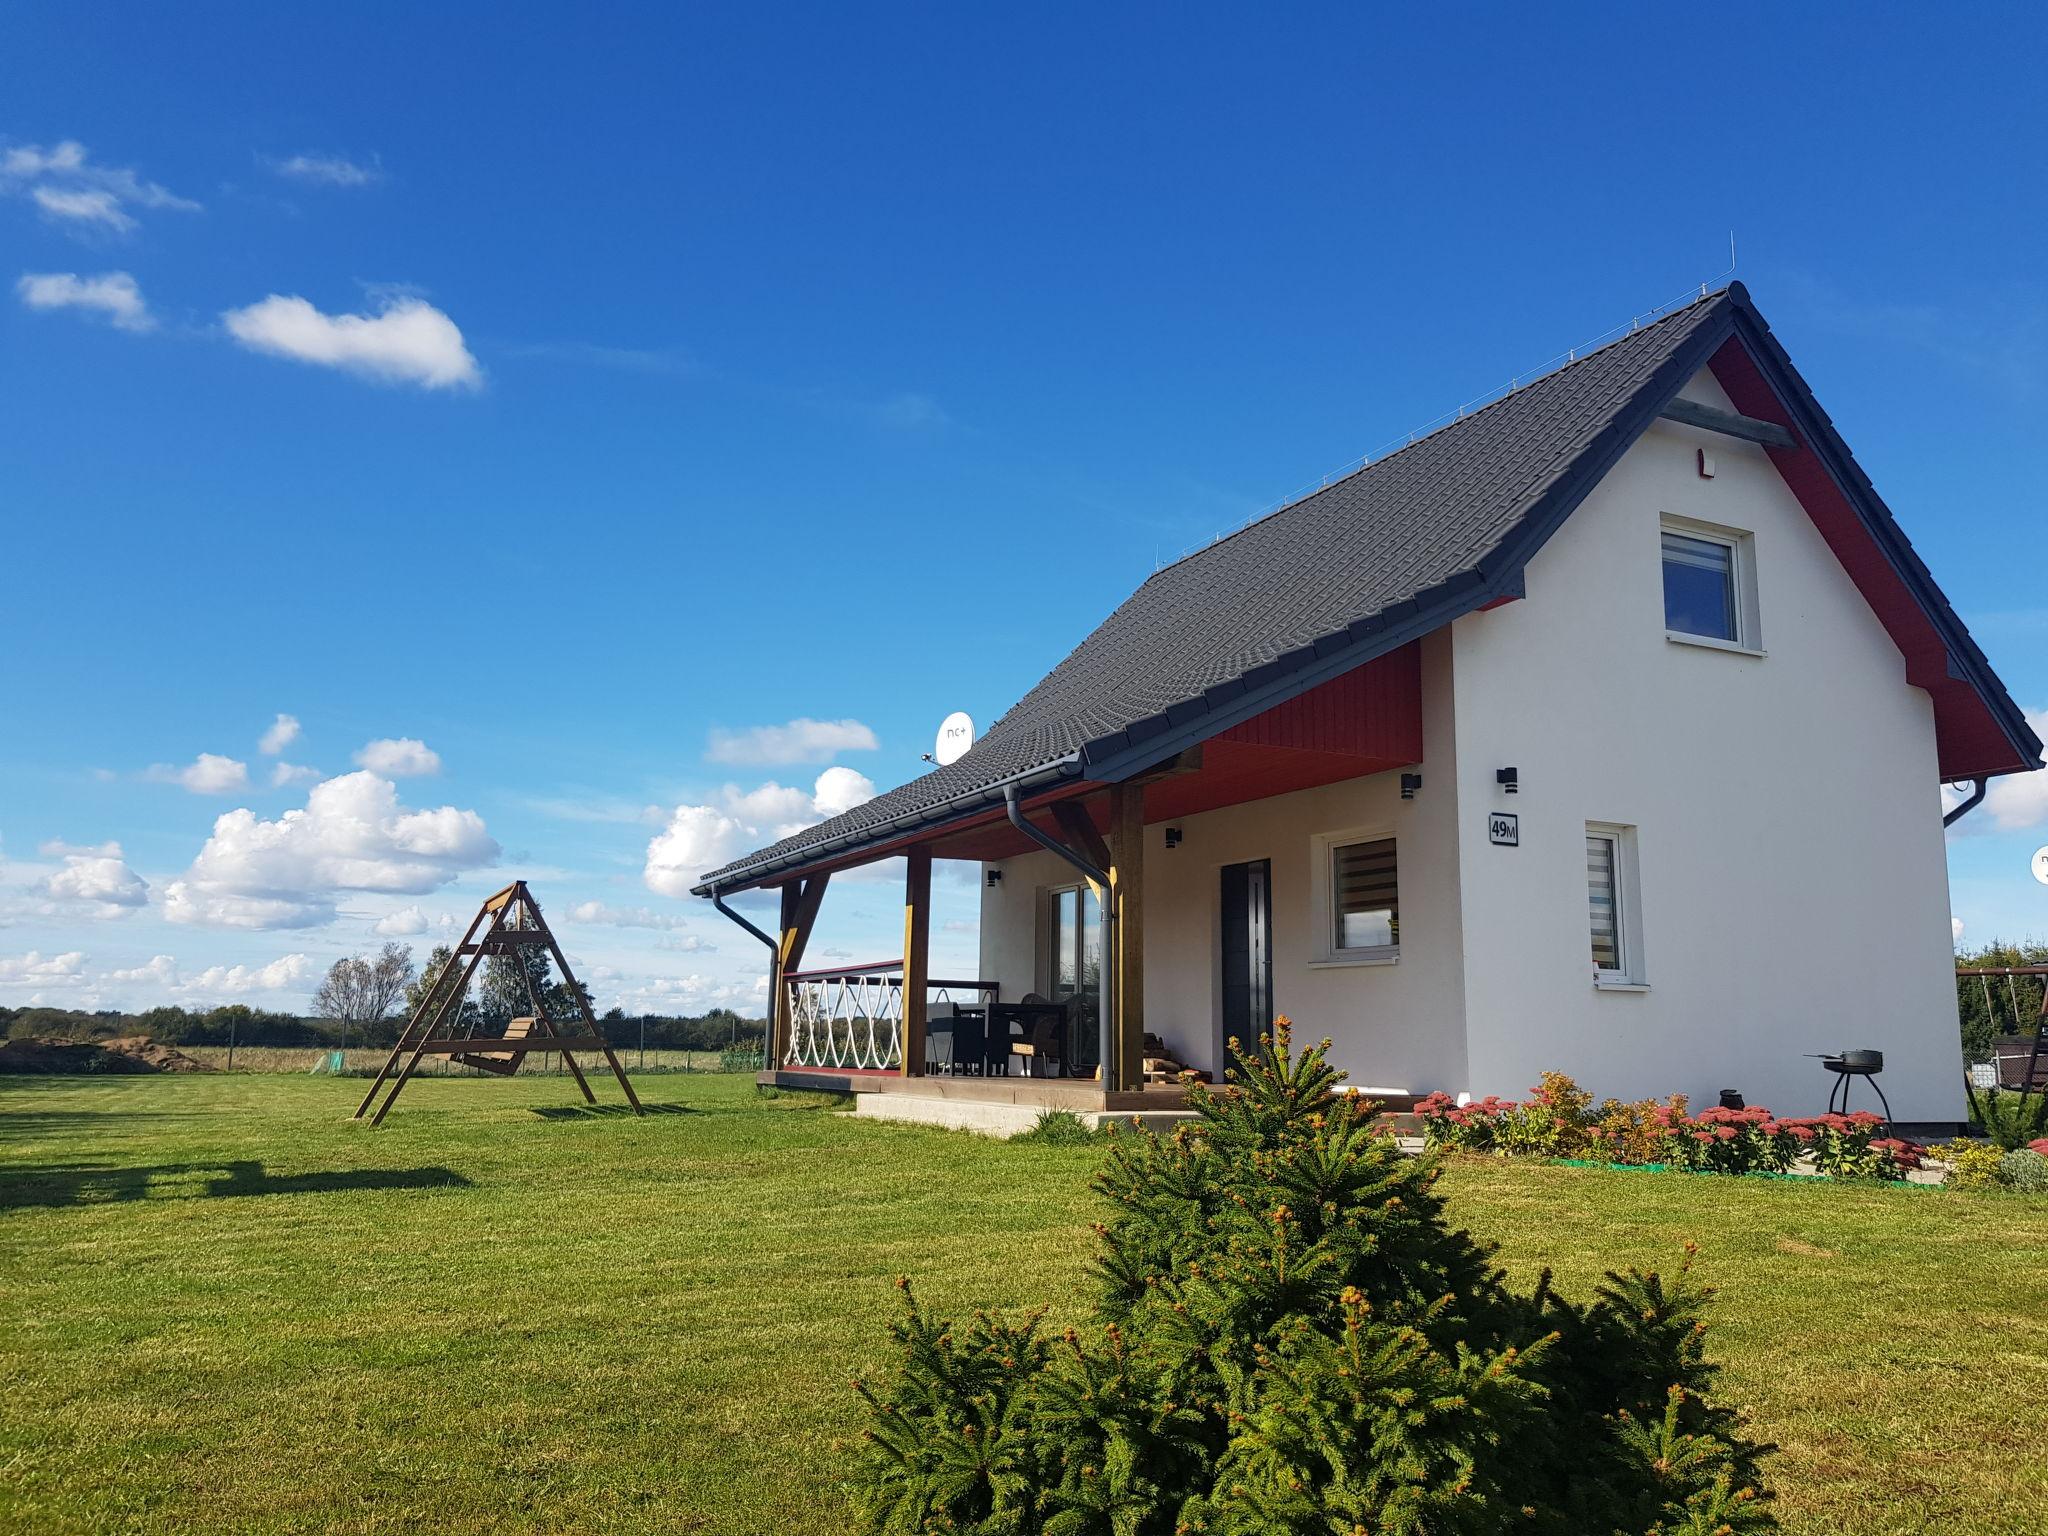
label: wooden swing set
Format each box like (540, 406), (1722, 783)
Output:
(1957, 963), (2048, 1095)
(354, 880), (643, 1124)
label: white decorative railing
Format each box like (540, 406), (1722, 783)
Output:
(782, 961), (995, 1071)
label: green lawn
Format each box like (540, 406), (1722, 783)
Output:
(2, 1073), (2044, 1535)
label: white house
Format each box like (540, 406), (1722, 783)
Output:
(699, 284), (2038, 1131)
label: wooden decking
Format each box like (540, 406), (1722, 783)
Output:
(760, 1067), (1191, 1114)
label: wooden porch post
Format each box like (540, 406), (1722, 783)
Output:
(771, 873), (829, 1069)
(770, 884), (800, 1069)
(900, 847), (931, 1077)
(1109, 783), (1146, 1091)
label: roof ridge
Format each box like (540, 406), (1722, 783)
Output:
(1143, 285), (1734, 581)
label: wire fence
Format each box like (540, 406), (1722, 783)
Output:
(179, 1045), (764, 1078)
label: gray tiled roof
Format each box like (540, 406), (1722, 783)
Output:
(697, 291), (1731, 892)
(695, 284), (2036, 892)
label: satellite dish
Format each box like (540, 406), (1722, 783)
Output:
(2033, 846), (2048, 887)
(934, 711), (975, 767)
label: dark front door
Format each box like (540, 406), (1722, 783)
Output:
(1220, 859), (1273, 1050)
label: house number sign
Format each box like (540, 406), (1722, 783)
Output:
(1489, 812), (1519, 847)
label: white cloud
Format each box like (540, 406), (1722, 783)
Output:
(644, 767), (877, 897)
(1, 140), (199, 235)
(0, 950), (87, 987)
(221, 293), (481, 391)
(705, 717), (880, 766)
(145, 753), (250, 794)
(644, 807), (749, 899)
(271, 761), (321, 788)
(606, 972), (757, 1014)
(32, 186), (132, 230)
(17, 270), (152, 330)
(163, 769), (500, 929)
(259, 713), (301, 755)
(813, 765), (878, 819)
(41, 839), (148, 909)
(352, 737), (441, 777)
(1986, 713), (2048, 828)
(109, 951), (312, 1000)
(1952, 916), (1966, 945)
(566, 901), (693, 932)
(373, 905), (429, 936)
(272, 152), (381, 187)
(107, 954), (177, 988)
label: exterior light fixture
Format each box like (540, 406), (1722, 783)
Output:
(1400, 773), (1422, 800)
(986, 868), (1003, 887)
(1496, 766), (1519, 794)
(1164, 827), (1183, 849)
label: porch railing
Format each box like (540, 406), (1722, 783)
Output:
(781, 960), (996, 1070)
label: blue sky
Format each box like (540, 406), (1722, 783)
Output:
(3, 2), (2045, 1014)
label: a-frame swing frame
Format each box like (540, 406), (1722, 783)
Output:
(354, 880), (644, 1124)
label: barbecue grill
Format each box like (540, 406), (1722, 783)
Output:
(1814, 1049), (1891, 1126)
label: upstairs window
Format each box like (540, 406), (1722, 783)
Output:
(1661, 519), (1759, 651)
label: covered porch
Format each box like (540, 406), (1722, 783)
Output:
(703, 645), (1428, 1124)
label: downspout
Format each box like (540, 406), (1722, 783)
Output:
(709, 888), (779, 1065)
(1943, 778), (1988, 828)
(1004, 783), (1116, 1089)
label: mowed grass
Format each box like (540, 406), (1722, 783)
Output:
(2, 1075), (2045, 1535)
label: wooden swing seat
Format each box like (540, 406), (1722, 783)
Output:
(454, 1015), (537, 1075)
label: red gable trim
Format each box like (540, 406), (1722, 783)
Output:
(1707, 334), (2035, 783)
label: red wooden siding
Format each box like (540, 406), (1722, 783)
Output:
(1214, 642), (1423, 760)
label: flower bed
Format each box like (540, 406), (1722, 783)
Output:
(1414, 1071), (1923, 1181)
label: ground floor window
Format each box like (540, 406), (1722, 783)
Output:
(1586, 822), (1645, 986)
(1311, 830), (1399, 965)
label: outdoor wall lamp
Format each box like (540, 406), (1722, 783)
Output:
(1496, 766), (1519, 794)
(1400, 773), (1422, 800)
(986, 868), (1003, 887)
(1164, 827), (1183, 849)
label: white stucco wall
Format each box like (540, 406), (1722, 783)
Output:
(1448, 367), (1964, 1121)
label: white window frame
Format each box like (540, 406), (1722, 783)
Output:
(1586, 821), (1648, 991)
(1310, 828), (1400, 968)
(1661, 514), (1762, 656)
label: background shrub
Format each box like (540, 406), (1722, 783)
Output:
(1995, 1149), (2048, 1193)
(1965, 1083), (2048, 1150)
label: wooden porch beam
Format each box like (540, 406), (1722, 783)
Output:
(1657, 397), (1796, 449)
(1050, 802), (1111, 898)
(1108, 782), (1145, 1092)
(900, 848), (931, 1078)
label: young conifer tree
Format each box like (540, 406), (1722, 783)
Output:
(854, 1021), (1772, 1536)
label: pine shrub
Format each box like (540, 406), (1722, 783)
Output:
(1964, 1082), (2048, 1151)
(851, 1021), (1773, 1535)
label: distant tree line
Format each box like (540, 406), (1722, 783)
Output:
(2, 938), (765, 1054)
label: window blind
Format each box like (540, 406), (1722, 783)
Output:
(1333, 838), (1398, 950)
(1587, 833), (1621, 972)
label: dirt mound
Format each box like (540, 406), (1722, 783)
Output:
(0, 1035), (213, 1074)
